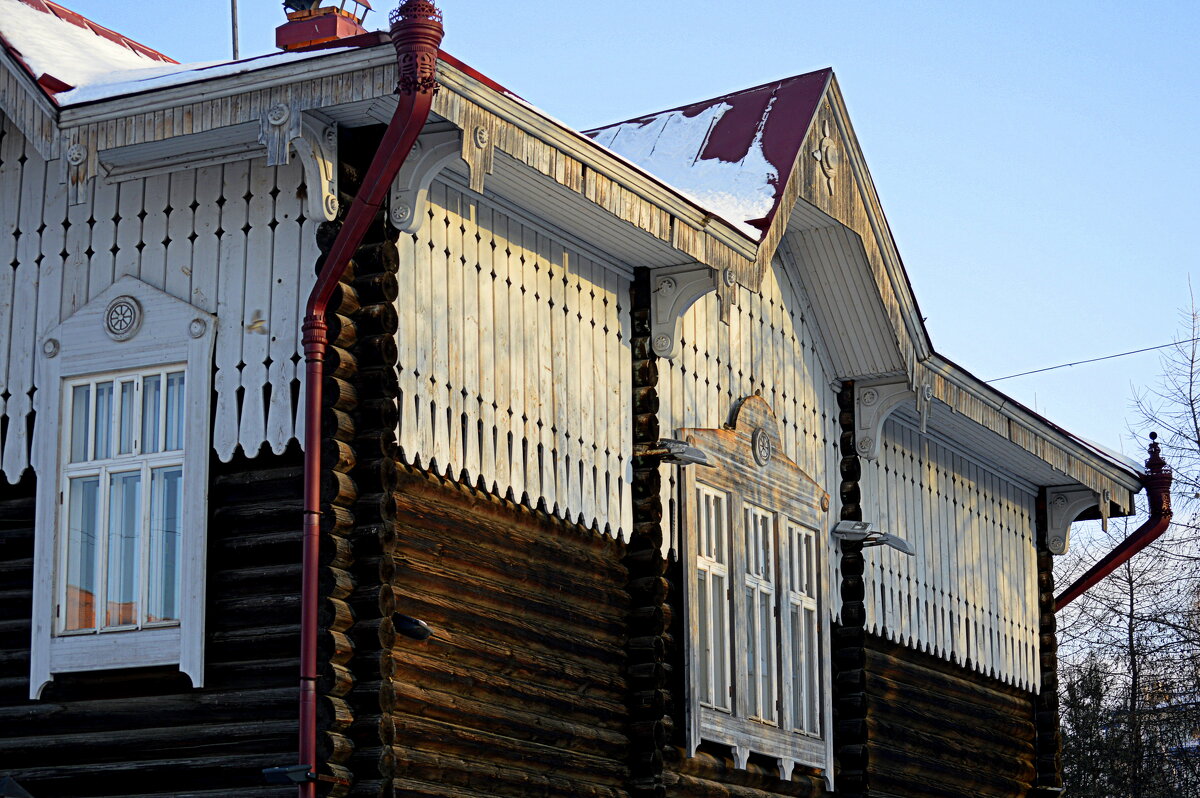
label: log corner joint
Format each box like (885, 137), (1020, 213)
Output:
(853, 378), (934, 459)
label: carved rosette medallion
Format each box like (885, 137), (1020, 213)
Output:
(473, 125), (490, 150)
(66, 144), (88, 166)
(752, 428), (773, 467)
(267, 103), (291, 127)
(189, 318), (208, 339)
(104, 296), (143, 341)
(856, 436), (873, 456)
(860, 387), (879, 407)
(811, 120), (839, 193)
(42, 338), (60, 358)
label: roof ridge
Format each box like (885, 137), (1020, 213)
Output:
(584, 67), (832, 133)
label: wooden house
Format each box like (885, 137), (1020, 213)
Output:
(0, 1), (1151, 796)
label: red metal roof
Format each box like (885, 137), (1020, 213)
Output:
(586, 69), (831, 237)
(13, 0), (176, 64)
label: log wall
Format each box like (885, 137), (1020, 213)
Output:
(863, 634), (1036, 798)
(375, 463), (631, 798)
(0, 112), (319, 485)
(0, 447), (306, 797)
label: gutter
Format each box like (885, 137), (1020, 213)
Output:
(1054, 434), (1173, 612)
(297, 1), (443, 794)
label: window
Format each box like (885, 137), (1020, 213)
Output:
(60, 368), (186, 637)
(30, 277), (215, 698)
(678, 396), (833, 783)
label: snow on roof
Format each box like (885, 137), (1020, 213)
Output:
(585, 69), (830, 240)
(58, 47), (354, 105)
(0, 0), (175, 96)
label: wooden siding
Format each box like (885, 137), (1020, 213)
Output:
(860, 418), (1040, 691)
(375, 463), (631, 797)
(0, 447), (305, 797)
(393, 180), (632, 538)
(660, 256), (842, 561)
(863, 634), (1036, 798)
(0, 113), (318, 483)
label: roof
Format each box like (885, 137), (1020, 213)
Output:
(585, 70), (830, 239)
(0, 0), (174, 97)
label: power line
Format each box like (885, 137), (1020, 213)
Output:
(987, 337), (1200, 383)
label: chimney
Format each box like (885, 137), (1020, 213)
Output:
(276, 0), (373, 52)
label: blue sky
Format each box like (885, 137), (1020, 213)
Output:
(62, 0), (1200, 457)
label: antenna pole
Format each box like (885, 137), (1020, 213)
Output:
(231, 0), (240, 59)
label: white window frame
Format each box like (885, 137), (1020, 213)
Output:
(678, 397), (834, 786)
(30, 276), (215, 698)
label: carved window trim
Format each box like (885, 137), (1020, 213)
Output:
(30, 277), (215, 699)
(677, 396), (834, 785)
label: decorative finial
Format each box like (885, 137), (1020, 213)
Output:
(1146, 431), (1170, 476)
(390, 0), (444, 95)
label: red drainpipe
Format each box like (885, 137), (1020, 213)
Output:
(298, 2), (443, 794)
(1055, 433), (1173, 612)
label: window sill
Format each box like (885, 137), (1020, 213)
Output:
(48, 625), (181, 674)
(698, 706), (827, 781)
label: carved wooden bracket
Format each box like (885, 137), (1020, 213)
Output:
(650, 263), (720, 359)
(462, 122), (495, 194)
(65, 137), (94, 206)
(259, 105), (340, 221)
(854, 379), (931, 459)
(388, 129), (461, 233)
(855, 380), (911, 459)
(1045, 486), (1101, 555)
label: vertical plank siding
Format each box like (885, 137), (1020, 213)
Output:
(658, 257), (843, 564)
(393, 180), (632, 538)
(0, 449), (305, 798)
(860, 418), (1040, 690)
(0, 116), (316, 483)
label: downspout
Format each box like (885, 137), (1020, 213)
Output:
(1054, 433), (1173, 612)
(298, 2), (443, 794)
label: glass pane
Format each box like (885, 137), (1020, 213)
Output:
(93, 381), (113, 459)
(791, 603), (803, 730)
(805, 606), (819, 734)
(70, 385), (90, 463)
(64, 476), (100, 631)
(118, 381), (136, 455)
(713, 572), (728, 710)
(698, 570), (710, 704)
(761, 591), (775, 721)
(805, 533), (815, 597)
(147, 466), (183, 623)
(142, 375), (161, 453)
(165, 372), (185, 450)
(106, 471), (142, 628)
(746, 585), (757, 717)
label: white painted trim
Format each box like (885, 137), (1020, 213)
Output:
(389, 128), (462, 234)
(855, 379), (915, 460)
(649, 263), (720, 360)
(30, 276), (214, 698)
(1045, 486), (1098, 555)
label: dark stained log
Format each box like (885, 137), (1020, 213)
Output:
(324, 376), (358, 413)
(321, 469), (358, 507)
(325, 344), (358, 380)
(325, 312), (358, 349)
(323, 407), (355, 441)
(352, 271), (399, 305)
(329, 280), (361, 316)
(863, 634), (1035, 796)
